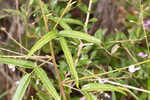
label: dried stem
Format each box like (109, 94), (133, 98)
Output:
(39, 0), (66, 100)
(84, 0), (92, 32)
(15, 0), (22, 53)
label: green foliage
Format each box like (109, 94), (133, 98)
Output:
(1, 0), (150, 100)
(82, 83), (126, 95)
(59, 37), (79, 87)
(0, 58), (35, 68)
(59, 30), (101, 44)
(34, 67), (60, 100)
(13, 74), (31, 100)
(26, 30), (57, 58)
(37, 91), (54, 100)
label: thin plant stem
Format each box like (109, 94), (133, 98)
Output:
(15, 0), (22, 54)
(53, 0), (73, 29)
(2, 55), (51, 59)
(0, 28), (29, 53)
(65, 59), (150, 83)
(140, 2), (150, 55)
(74, 40), (83, 67)
(84, 0), (92, 32)
(124, 47), (137, 62)
(39, 0), (66, 100)
(107, 80), (150, 94)
(0, 48), (23, 56)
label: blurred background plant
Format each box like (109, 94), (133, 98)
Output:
(1, 0), (150, 100)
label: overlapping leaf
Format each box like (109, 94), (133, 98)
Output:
(0, 58), (35, 68)
(13, 74), (31, 100)
(34, 67), (60, 100)
(59, 37), (79, 86)
(58, 30), (101, 45)
(26, 31), (57, 59)
(82, 83), (126, 95)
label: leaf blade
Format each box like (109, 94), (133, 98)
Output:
(26, 31), (57, 59)
(59, 30), (101, 45)
(59, 37), (79, 86)
(82, 83), (126, 95)
(0, 57), (35, 68)
(13, 74), (31, 100)
(34, 67), (60, 100)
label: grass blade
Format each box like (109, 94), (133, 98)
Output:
(59, 30), (101, 45)
(26, 31), (57, 59)
(59, 37), (79, 87)
(13, 74), (31, 100)
(0, 57), (35, 68)
(34, 67), (60, 100)
(81, 83), (126, 95)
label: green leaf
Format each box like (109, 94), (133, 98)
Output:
(81, 83), (126, 95)
(34, 67), (60, 100)
(59, 30), (101, 45)
(121, 88), (139, 100)
(13, 74), (31, 100)
(89, 18), (98, 23)
(0, 58), (35, 68)
(0, 15), (9, 19)
(37, 91), (53, 100)
(94, 29), (103, 41)
(50, 0), (58, 10)
(79, 3), (88, 13)
(48, 16), (83, 26)
(3, 9), (21, 15)
(59, 21), (72, 30)
(125, 13), (137, 21)
(59, 37), (79, 87)
(0, 91), (9, 99)
(26, 31), (57, 59)
(112, 92), (116, 100)
(111, 44), (120, 55)
(47, 16), (72, 30)
(84, 92), (97, 100)
(62, 18), (83, 26)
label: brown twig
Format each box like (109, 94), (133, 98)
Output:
(84, 0), (92, 32)
(38, 0), (66, 100)
(74, 42), (93, 67)
(15, 0), (22, 54)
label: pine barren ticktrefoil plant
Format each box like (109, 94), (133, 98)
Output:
(1, 0), (150, 100)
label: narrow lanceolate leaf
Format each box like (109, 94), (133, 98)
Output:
(59, 30), (101, 45)
(59, 21), (72, 30)
(82, 83), (126, 95)
(13, 74), (31, 100)
(26, 31), (57, 59)
(48, 16), (83, 26)
(34, 67), (60, 100)
(3, 9), (21, 15)
(62, 18), (83, 26)
(0, 58), (35, 68)
(59, 37), (79, 87)
(48, 16), (71, 30)
(84, 92), (98, 100)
